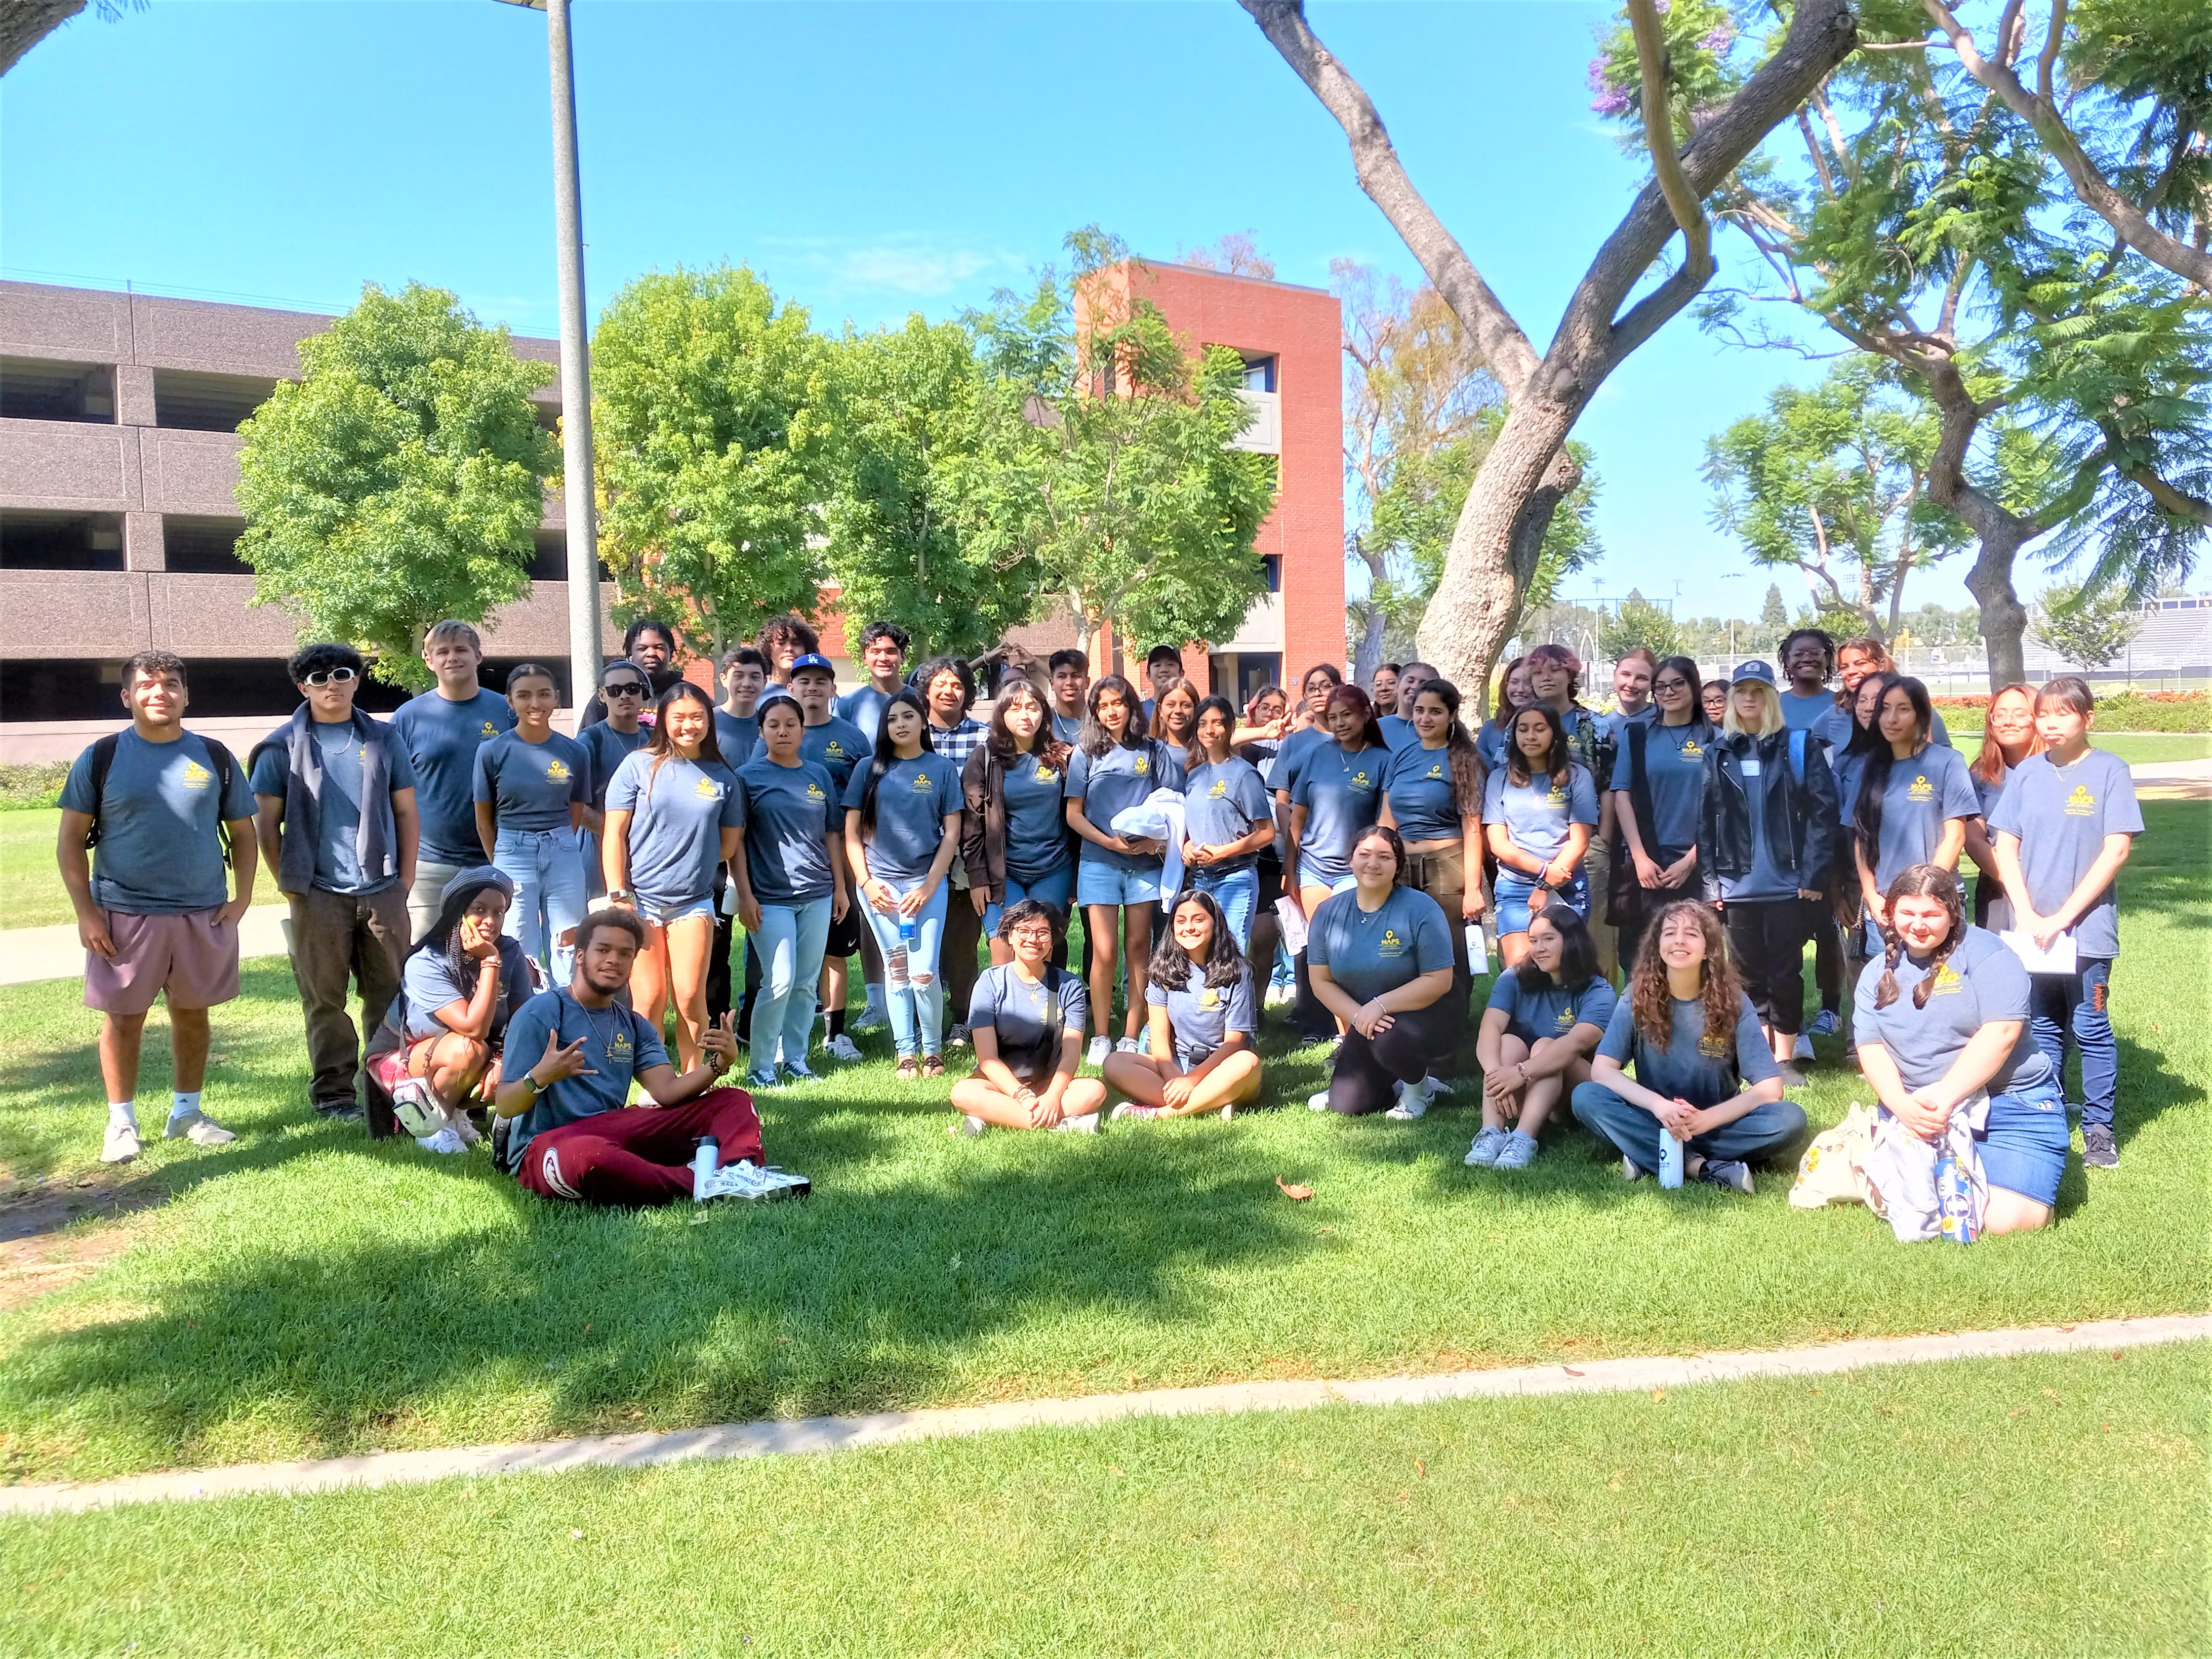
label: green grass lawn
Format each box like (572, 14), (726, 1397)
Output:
(0, 808), (69, 929)
(1960, 731), (2212, 766)
(0, 801), (2203, 1487)
(2, 1342), (2199, 1655)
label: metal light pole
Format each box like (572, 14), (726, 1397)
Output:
(499, 0), (602, 720)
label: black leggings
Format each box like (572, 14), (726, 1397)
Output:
(1724, 899), (1813, 1038)
(1325, 998), (1465, 1115)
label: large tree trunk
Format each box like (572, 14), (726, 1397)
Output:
(1351, 542), (1388, 686)
(1, 0), (82, 75)
(1964, 528), (2032, 690)
(1413, 395), (1581, 712)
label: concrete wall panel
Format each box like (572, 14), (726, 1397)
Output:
(152, 576), (305, 655)
(144, 430), (245, 514)
(0, 285), (130, 363)
(0, 421), (134, 508)
(129, 294), (326, 377)
(0, 571), (148, 654)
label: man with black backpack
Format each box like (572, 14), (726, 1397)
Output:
(57, 652), (260, 1164)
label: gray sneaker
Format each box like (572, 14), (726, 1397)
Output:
(700, 1160), (812, 1202)
(1493, 1129), (1540, 1170)
(1464, 1125), (1509, 1167)
(2082, 1125), (2119, 1168)
(164, 1108), (236, 1147)
(1698, 1158), (1755, 1195)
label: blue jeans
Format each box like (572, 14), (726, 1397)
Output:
(1188, 864), (1259, 951)
(749, 896), (833, 1071)
(494, 826), (587, 985)
(1570, 1080), (1808, 1171)
(2027, 957), (2118, 1127)
(982, 863), (1076, 939)
(859, 876), (949, 1058)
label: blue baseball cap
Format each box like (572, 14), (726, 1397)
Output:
(789, 653), (836, 676)
(1730, 659), (1777, 688)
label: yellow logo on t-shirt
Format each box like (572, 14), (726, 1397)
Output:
(1198, 987), (1221, 1010)
(1425, 763), (1444, 780)
(1908, 773), (1933, 800)
(2065, 784), (2097, 817)
(910, 772), (936, 793)
(1546, 786), (1567, 806)
(178, 759), (212, 789)
(827, 742), (849, 759)
(546, 759), (570, 782)
(1679, 740), (1704, 760)
(1698, 1033), (1731, 1059)
(1554, 1005), (1576, 1031)
(1351, 768), (1373, 790)
(1035, 767), (1058, 783)
(609, 1030), (633, 1060)
(480, 721), (499, 737)
(1930, 964), (1964, 997)
(1209, 779), (1229, 798)
(1134, 757), (1150, 777)
(1379, 927), (1404, 957)
(806, 782), (826, 801)
(694, 778), (719, 799)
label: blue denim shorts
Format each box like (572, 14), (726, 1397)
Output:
(1294, 857), (1357, 897)
(1978, 1074), (2070, 1206)
(1076, 859), (1162, 908)
(1494, 869), (1589, 938)
(638, 894), (716, 926)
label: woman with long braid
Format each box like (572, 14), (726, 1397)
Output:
(1852, 864), (2067, 1232)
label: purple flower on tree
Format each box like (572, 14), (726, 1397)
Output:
(1590, 86), (1634, 115)
(1700, 24), (1735, 51)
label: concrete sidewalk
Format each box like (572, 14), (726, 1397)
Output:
(0, 904), (290, 988)
(2, 1313), (2201, 1516)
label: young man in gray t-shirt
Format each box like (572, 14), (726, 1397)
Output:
(57, 652), (260, 1164)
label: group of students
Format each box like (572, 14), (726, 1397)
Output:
(58, 615), (2144, 1226)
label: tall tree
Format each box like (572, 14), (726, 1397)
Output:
(2031, 577), (2146, 667)
(1757, 582), (1792, 649)
(1705, 358), (1966, 636)
(591, 265), (838, 663)
(1242, 0), (1861, 707)
(824, 315), (1039, 659)
(1600, 589), (1687, 660)
(1179, 232), (1279, 280)
(234, 281), (555, 690)
(956, 231), (1278, 662)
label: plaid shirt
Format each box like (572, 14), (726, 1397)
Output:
(928, 715), (988, 774)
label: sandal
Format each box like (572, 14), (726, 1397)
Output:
(920, 1054), (946, 1079)
(894, 1056), (921, 1081)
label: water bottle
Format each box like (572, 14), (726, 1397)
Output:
(1658, 1128), (1684, 1189)
(691, 1138), (719, 1202)
(894, 912), (917, 980)
(1934, 1148), (1976, 1243)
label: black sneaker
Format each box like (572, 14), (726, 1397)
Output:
(314, 1100), (365, 1122)
(2082, 1125), (2119, 1169)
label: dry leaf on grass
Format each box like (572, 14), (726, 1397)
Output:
(1275, 1177), (1314, 1201)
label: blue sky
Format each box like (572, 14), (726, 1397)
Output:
(1, 1), (1989, 622)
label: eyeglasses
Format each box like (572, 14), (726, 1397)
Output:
(602, 681), (648, 698)
(1007, 924), (1054, 940)
(302, 667), (357, 686)
(1653, 677), (1692, 693)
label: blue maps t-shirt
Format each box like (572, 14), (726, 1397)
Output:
(1482, 765), (1599, 863)
(1067, 741), (1183, 872)
(1484, 969), (1619, 1047)
(1596, 989), (1778, 1108)
(1381, 743), (1469, 844)
(1146, 964), (1257, 1064)
(1610, 721), (1712, 853)
(967, 963), (1089, 1077)
(843, 753), (961, 882)
(1851, 925), (2053, 1096)
(1307, 885), (1454, 1005)
(60, 729), (256, 914)
(388, 689), (515, 864)
(1001, 749), (1075, 883)
(754, 716), (870, 795)
(472, 730), (589, 833)
(1180, 756), (1272, 872)
(1987, 748), (2143, 959)
(1291, 741), (1387, 882)
(498, 987), (669, 1174)
(734, 757), (840, 904)
(248, 718), (418, 896)
(605, 751), (742, 909)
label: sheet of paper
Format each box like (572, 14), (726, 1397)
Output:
(1274, 894), (1309, 956)
(1999, 929), (2078, 975)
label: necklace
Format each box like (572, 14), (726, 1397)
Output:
(566, 990), (621, 1056)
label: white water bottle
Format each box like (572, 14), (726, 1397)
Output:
(1658, 1128), (1684, 1190)
(692, 1138), (719, 1201)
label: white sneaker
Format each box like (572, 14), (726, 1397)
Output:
(1114, 1035), (1142, 1054)
(1220, 1103), (1235, 1122)
(101, 1120), (140, 1163)
(825, 1033), (864, 1063)
(700, 1159), (812, 1202)
(1384, 1081), (1430, 1121)
(1264, 982), (1295, 1007)
(1055, 1112), (1100, 1134)
(1792, 1032), (1815, 1062)
(1465, 1125), (1509, 1166)
(1422, 1074), (1453, 1098)
(164, 1108), (236, 1147)
(851, 1006), (889, 1034)
(415, 1126), (467, 1155)
(946, 1024), (972, 1049)
(1085, 1036), (1111, 1067)
(950, 1114), (988, 1138)
(1307, 1089), (1333, 1112)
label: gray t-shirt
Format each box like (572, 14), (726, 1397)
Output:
(1265, 723), (1332, 793)
(1378, 714), (1419, 752)
(1182, 756), (1272, 872)
(248, 718), (418, 896)
(1066, 741), (1183, 872)
(60, 730), (256, 914)
(1611, 720), (1711, 853)
(1987, 748), (2142, 959)
(1851, 925), (2053, 1096)
(968, 963), (1089, 1078)
(753, 716), (871, 795)
(399, 935), (533, 1042)
(1596, 988), (1779, 1108)
(712, 709), (759, 770)
(498, 987), (669, 1174)
(1484, 969), (1618, 1047)
(1291, 741), (1388, 881)
(835, 685), (895, 744)
(472, 730), (589, 834)
(1779, 690), (1833, 733)
(1481, 764), (1600, 864)
(388, 689), (515, 864)
(1147, 964), (1258, 1064)
(1862, 742), (1981, 895)
(604, 751), (742, 909)
(1381, 743), (1468, 844)
(1307, 884), (1454, 1005)
(1814, 702), (1951, 755)
(843, 752), (961, 882)
(734, 757), (839, 905)
(577, 723), (648, 812)
(1001, 748), (1075, 883)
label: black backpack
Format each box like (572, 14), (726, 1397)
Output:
(82, 732), (243, 864)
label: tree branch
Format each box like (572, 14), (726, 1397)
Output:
(1627, 0), (1715, 288)
(1920, 0), (2212, 286)
(1241, 1), (1541, 395)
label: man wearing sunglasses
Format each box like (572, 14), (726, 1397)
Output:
(577, 617), (685, 729)
(249, 643), (421, 1124)
(389, 620), (516, 941)
(576, 663), (652, 898)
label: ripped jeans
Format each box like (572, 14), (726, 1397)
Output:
(858, 875), (949, 1059)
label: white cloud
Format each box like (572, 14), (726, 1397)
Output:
(758, 234), (1018, 299)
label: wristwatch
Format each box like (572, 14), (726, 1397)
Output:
(607, 888), (632, 904)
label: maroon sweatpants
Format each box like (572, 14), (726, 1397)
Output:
(516, 1088), (765, 1208)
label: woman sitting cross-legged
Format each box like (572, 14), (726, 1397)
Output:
(950, 899), (1109, 1134)
(1853, 864), (2068, 1235)
(1467, 905), (1616, 1171)
(368, 865), (537, 1153)
(1104, 888), (1265, 1121)
(1305, 826), (1463, 1119)
(1570, 899), (1808, 1193)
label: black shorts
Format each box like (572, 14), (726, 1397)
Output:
(824, 900), (865, 958)
(1255, 853), (1284, 909)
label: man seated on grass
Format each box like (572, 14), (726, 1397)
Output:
(493, 908), (808, 1205)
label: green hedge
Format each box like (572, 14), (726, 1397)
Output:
(0, 762), (69, 810)
(1932, 692), (2211, 734)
